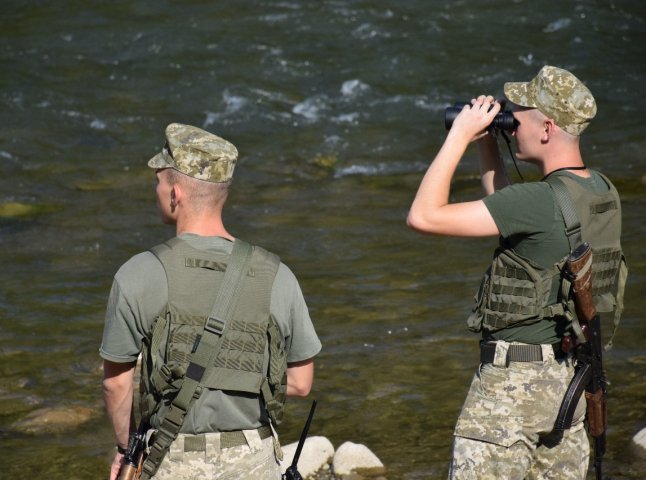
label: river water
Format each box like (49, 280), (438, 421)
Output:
(1, 1), (644, 478)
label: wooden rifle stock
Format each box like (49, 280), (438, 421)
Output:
(565, 242), (607, 435)
(118, 463), (142, 480)
(560, 242), (607, 480)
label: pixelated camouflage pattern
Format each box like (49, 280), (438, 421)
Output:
(152, 434), (281, 480)
(449, 342), (589, 479)
(148, 123), (238, 183)
(504, 66), (597, 136)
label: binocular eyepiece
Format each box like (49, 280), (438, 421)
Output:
(444, 102), (518, 132)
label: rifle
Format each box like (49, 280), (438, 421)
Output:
(554, 242), (607, 480)
(282, 400), (317, 480)
(118, 419), (148, 480)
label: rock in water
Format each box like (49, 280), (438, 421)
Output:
(632, 427), (646, 460)
(11, 406), (95, 434)
(333, 441), (385, 478)
(280, 435), (335, 478)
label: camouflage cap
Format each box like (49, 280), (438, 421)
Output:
(147, 123), (238, 182)
(504, 66), (596, 136)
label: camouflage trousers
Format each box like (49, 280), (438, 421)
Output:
(449, 341), (589, 480)
(152, 428), (282, 480)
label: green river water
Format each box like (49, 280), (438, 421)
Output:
(1, 1), (644, 478)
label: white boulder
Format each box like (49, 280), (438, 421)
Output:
(332, 441), (385, 477)
(632, 427), (646, 460)
(280, 435), (335, 478)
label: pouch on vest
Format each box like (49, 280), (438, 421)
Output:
(468, 246), (562, 333)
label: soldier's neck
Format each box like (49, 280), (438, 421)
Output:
(175, 214), (234, 241)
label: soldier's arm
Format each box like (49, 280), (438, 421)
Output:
(103, 359), (137, 479)
(286, 358), (314, 397)
(478, 133), (510, 195)
(407, 96), (501, 237)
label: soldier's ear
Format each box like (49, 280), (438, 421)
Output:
(542, 118), (556, 142)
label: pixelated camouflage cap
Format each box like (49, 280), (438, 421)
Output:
(504, 66), (597, 136)
(147, 123), (238, 182)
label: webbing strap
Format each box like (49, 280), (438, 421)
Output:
(141, 239), (253, 480)
(546, 176), (589, 345)
(149, 314), (168, 373)
(548, 177), (582, 251)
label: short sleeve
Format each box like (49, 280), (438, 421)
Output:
(483, 183), (555, 238)
(270, 263), (322, 363)
(99, 252), (167, 363)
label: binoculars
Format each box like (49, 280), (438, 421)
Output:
(444, 102), (518, 131)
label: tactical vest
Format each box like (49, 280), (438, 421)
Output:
(139, 237), (288, 429)
(468, 171), (627, 339)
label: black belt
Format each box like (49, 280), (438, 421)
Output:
(480, 342), (567, 364)
(176, 425), (273, 452)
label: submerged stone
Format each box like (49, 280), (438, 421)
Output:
(0, 202), (59, 219)
(311, 155), (338, 169)
(11, 405), (96, 434)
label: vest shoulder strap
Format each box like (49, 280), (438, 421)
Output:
(545, 175), (582, 251)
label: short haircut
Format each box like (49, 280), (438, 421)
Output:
(166, 168), (230, 212)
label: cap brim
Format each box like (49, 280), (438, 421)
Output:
(147, 151), (173, 169)
(504, 81), (537, 108)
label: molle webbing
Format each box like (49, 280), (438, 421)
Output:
(140, 236), (280, 426)
(477, 248), (560, 331)
(469, 172), (625, 335)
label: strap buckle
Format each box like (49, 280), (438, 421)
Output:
(205, 316), (225, 335)
(564, 224), (581, 241)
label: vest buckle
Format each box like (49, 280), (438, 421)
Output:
(205, 316), (225, 335)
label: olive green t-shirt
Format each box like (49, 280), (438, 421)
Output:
(481, 171), (610, 344)
(100, 234), (322, 433)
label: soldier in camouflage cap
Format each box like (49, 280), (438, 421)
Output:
(408, 67), (624, 479)
(101, 123), (321, 480)
(504, 65), (596, 136)
(148, 123), (238, 182)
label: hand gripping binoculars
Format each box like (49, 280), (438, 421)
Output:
(444, 102), (518, 131)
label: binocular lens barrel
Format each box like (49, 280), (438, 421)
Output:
(444, 103), (518, 132)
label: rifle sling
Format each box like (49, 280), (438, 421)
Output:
(548, 177), (588, 345)
(553, 362), (592, 431)
(141, 239), (253, 480)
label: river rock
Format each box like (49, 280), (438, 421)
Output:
(280, 435), (335, 478)
(11, 405), (96, 434)
(333, 441), (386, 478)
(632, 427), (646, 460)
(0, 202), (58, 219)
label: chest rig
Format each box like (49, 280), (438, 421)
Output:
(137, 237), (287, 477)
(468, 172), (626, 341)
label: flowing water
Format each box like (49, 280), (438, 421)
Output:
(1, 1), (644, 478)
